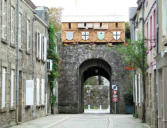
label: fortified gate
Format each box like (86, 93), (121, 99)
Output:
(58, 16), (132, 113)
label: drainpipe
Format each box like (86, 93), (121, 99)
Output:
(141, 0), (146, 122)
(15, 0), (19, 124)
(156, 0), (159, 54)
(155, 0), (159, 127)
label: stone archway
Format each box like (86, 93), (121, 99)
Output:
(79, 59), (112, 113)
(58, 44), (132, 114)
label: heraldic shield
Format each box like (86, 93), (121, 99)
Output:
(66, 32), (74, 40)
(113, 31), (121, 40)
(82, 32), (89, 40)
(97, 31), (105, 40)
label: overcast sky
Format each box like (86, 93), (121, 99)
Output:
(32, 0), (137, 21)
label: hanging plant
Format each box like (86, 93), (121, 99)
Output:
(48, 24), (60, 114)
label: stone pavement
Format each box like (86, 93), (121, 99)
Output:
(11, 114), (150, 128)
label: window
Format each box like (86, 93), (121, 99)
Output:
(18, 13), (22, 48)
(26, 19), (30, 51)
(68, 23), (71, 29)
(36, 78), (40, 105)
(162, 0), (167, 36)
(10, 70), (14, 107)
(11, 6), (15, 44)
(26, 80), (34, 106)
(1, 67), (6, 108)
(2, 0), (7, 40)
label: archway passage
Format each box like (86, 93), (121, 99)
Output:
(79, 59), (112, 113)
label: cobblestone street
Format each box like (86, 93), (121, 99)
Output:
(11, 114), (150, 128)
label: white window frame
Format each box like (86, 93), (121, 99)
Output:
(26, 19), (30, 52)
(162, 0), (167, 36)
(44, 36), (47, 61)
(2, 0), (7, 40)
(1, 67), (6, 108)
(135, 74), (138, 105)
(36, 32), (39, 58)
(10, 70), (15, 107)
(39, 33), (42, 59)
(18, 13), (22, 48)
(36, 78), (40, 105)
(41, 79), (45, 105)
(26, 80), (34, 106)
(11, 6), (15, 44)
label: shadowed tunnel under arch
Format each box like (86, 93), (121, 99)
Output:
(79, 58), (112, 113)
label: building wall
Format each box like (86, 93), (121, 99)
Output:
(0, 0), (49, 127)
(144, 1), (158, 128)
(62, 22), (125, 44)
(156, 0), (167, 128)
(130, 1), (158, 128)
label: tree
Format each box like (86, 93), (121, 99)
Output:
(48, 25), (59, 114)
(49, 8), (63, 32)
(125, 22), (130, 41)
(115, 40), (147, 122)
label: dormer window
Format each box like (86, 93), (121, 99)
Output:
(84, 22), (87, 27)
(116, 23), (118, 28)
(100, 22), (102, 28)
(68, 23), (71, 29)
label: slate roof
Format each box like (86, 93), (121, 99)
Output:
(62, 15), (126, 23)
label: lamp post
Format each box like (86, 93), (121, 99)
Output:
(16, 0), (19, 124)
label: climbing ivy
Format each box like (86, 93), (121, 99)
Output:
(48, 24), (59, 113)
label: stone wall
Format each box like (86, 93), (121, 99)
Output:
(58, 44), (133, 114)
(0, 0), (49, 127)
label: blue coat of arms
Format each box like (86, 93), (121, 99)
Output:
(66, 32), (74, 40)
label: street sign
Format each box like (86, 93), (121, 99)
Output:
(112, 97), (118, 102)
(113, 90), (118, 95)
(112, 94), (118, 98)
(112, 85), (118, 90)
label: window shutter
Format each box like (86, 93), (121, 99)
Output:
(2, 0), (7, 39)
(138, 74), (141, 104)
(18, 13), (22, 48)
(162, 0), (167, 36)
(35, 32), (38, 58)
(36, 78), (40, 105)
(26, 80), (34, 105)
(39, 34), (42, 59)
(41, 79), (45, 105)
(41, 36), (44, 60)
(1, 68), (6, 108)
(10, 70), (14, 107)
(44, 37), (47, 61)
(135, 74), (138, 105)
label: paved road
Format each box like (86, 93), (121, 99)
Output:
(11, 114), (150, 128)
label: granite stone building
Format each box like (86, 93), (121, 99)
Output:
(0, 0), (49, 127)
(129, 0), (158, 128)
(156, 0), (167, 128)
(59, 16), (132, 114)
